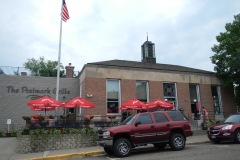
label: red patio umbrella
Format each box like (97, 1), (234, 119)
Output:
(120, 98), (146, 110)
(63, 96), (95, 108)
(27, 96), (62, 116)
(30, 106), (56, 111)
(30, 106), (57, 116)
(27, 96), (63, 108)
(146, 99), (173, 110)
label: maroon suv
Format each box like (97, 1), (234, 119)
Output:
(97, 110), (192, 157)
(208, 114), (240, 143)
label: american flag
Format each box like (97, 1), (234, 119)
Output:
(62, 0), (70, 22)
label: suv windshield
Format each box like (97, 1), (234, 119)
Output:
(225, 115), (240, 123)
(121, 115), (137, 125)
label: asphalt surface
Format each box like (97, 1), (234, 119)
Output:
(0, 129), (208, 160)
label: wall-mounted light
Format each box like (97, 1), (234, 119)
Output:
(194, 99), (197, 103)
(164, 99), (168, 102)
(86, 93), (93, 98)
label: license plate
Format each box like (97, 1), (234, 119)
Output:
(211, 135), (216, 139)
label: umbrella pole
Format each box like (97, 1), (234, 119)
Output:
(79, 107), (82, 121)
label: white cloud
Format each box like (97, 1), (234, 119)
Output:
(0, 0), (239, 73)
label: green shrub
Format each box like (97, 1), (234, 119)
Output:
(22, 128), (98, 136)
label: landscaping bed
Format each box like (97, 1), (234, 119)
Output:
(15, 128), (98, 153)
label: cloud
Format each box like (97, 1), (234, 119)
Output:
(0, 0), (239, 74)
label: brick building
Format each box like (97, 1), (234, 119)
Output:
(0, 39), (237, 131)
(78, 39), (237, 123)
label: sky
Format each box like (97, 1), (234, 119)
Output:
(0, 0), (239, 74)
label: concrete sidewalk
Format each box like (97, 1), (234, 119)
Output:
(0, 131), (209, 160)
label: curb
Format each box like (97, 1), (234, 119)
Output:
(187, 141), (210, 145)
(21, 150), (105, 160)
(21, 140), (210, 160)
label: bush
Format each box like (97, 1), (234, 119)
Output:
(20, 128), (98, 136)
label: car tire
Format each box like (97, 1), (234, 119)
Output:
(169, 133), (185, 151)
(234, 130), (240, 143)
(104, 147), (114, 155)
(153, 143), (166, 150)
(113, 138), (131, 157)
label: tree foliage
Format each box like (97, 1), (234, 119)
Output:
(211, 14), (240, 105)
(23, 57), (65, 77)
(0, 68), (4, 75)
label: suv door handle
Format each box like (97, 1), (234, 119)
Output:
(166, 124), (171, 127)
(150, 125), (154, 128)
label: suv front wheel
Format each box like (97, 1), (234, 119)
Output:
(169, 133), (185, 151)
(113, 138), (131, 157)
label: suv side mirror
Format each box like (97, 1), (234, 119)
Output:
(135, 121), (141, 126)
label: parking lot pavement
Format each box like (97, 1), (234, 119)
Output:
(0, 130), (209, 160)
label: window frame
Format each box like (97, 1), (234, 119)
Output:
(136, 81), (149, 103)
(106, 79), (120, 114)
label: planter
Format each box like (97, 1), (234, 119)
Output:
(16, 133), (98, 153)
(5, 132), (12, 137)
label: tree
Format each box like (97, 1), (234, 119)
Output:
(23, 57), (65, 77)
(0, 68), (4, 75)
(211, 14), (240, 105)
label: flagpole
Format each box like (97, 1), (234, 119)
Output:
(55, 2), (63, 117)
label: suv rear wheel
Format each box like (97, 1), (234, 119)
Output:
(234, 130), (240, 143)
(113, 138), (131, 157)
(169, 133), (185, 151)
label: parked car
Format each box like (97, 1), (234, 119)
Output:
(97, 110), (193, 157)
(207, 114), (240, 143)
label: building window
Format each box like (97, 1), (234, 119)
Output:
(136, 81), (149, 103)
(152, 44), (155, 58)
(211, 86), (222, 114)
(164, 83), (176, 97)
(145, 46), (148, 57)
(106, 80), (120, 114)
(189, 84), (200, 114)
(163, 82), (177, 109)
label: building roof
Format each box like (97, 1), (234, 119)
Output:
(85, 59), (215, 75)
